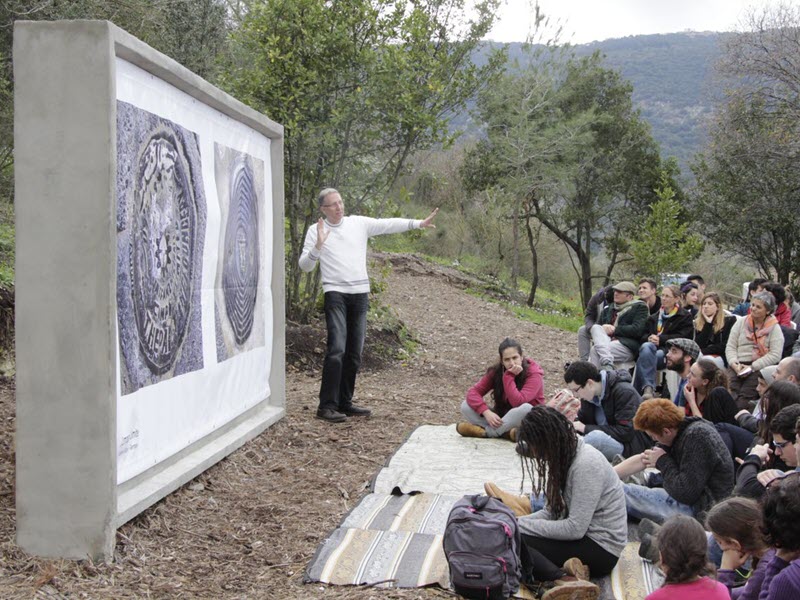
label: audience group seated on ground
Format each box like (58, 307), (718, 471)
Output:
(452, 276), (800, 599)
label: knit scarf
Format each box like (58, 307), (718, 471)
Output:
(613, 298), (642, 320)
(657, 305), (679, 335)
(744, 314), (779, 362)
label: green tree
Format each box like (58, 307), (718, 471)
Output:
(692, 3), (800, 285)
(221, 0), (503, 320)
(629, 172), (703, 281)
(0, 1), (229, 80)
(0, 0), (231, 289)
(693, 95), (800, 284)
(465, 49), (674, 305)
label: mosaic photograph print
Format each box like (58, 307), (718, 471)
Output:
(214, 144), (266, 362)
(116, 101), (207, 394)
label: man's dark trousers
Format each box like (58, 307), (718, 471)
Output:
(319, 291), (369, 412)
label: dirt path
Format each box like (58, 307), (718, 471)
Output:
(0, 255), (577, 599)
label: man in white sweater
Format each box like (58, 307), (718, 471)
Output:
(299, 188), (438, 422)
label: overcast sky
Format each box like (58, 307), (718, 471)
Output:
(485, 0), (781, 44)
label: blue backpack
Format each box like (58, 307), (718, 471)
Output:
(443, 494), (522, 599)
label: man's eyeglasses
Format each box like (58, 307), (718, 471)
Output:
(772, 439), (793, 449)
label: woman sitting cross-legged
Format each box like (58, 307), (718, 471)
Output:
(484, 406), (627, 599)
(457, 337), (544, 440)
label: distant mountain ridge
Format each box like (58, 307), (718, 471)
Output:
(467, 32), (726, 177)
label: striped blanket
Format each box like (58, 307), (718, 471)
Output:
(305, 425), (664, 598)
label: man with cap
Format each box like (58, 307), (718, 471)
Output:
(667, 338), (752, 463)
(588, 281), (649, 372)
(633, 291), (694, 399)
(663, 338), (701, 407)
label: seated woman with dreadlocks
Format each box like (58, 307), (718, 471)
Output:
(484, 406), (627, 599)
(457, 338), (545, 441)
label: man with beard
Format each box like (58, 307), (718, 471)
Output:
(662, 338), (699, 407)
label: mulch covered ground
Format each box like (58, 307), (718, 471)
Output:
(0, 254), (577, 599)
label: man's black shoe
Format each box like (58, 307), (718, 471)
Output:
(316, 408), (347, 423)
(340, 405), (371, 417)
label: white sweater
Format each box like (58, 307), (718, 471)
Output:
(299, 215), (421, 294)
(725, 317), (784, 371)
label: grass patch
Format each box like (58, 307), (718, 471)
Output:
(465, 288), (583, 332)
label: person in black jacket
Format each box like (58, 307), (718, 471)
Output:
(633, 285), (694, 398)
(694, 292), (736, 367)
(563, 361), (652, 460)
(734, 404), (800, 499)
(615, 398), (734, 524)
(577, 286), (613, 361)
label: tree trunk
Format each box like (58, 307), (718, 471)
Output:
(511, 200), (519, 291)
(580, 223), (593, 307)
(524, 208), (540, 307)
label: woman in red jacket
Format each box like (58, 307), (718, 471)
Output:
(457, 338), (544, 441)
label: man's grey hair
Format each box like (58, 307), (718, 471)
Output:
(318, 188), (339, 207)
(752, 290), (777, 314)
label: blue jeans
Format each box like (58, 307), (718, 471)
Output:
(633, 342), (664, 392)
(707, 532), (723, 567)
(529, 491), (547, 512)
(583, 430), (624, 461)
(319, 292), (369, 412)
(460, 400), (533, 437)
(622, 483), (694, 524)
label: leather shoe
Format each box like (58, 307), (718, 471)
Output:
(340, 405), (371, 417)
(316, 408), (347, 423)
(456, 422), (486, 438)
(542, 579), (599, 599)
(483, 481), (531, 517)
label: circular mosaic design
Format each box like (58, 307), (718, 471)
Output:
(222, 159), (260, 345)
(130, 129), (196, 375)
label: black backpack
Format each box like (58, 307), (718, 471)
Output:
(443, 494), (522, 599)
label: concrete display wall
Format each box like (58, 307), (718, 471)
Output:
(14, 20), (285, 560)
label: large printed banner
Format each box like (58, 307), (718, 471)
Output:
(115, 59), (273, 484)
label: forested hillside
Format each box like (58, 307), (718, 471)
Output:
(473, 32), (725, 174)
